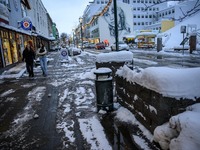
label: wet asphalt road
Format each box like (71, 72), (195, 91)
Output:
(0, 51), (96, 149)
(0, 50), (147, 150)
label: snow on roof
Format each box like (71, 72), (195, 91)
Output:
(116, 65), (200, 100)
(96, 51), (133, 63)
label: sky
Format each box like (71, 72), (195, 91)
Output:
(41, 0), (92, 35)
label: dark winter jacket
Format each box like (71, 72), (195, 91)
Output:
(22, 47), (35, 64)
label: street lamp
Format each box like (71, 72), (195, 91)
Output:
(72, 28), (75, 47)
(79, 17), (83, 50)
(113, 0), (119, 51)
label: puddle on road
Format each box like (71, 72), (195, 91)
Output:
(100, 114), (139, 150)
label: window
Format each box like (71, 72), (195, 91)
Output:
(21, 3), (27, 17)
(0, 0), (10, 10)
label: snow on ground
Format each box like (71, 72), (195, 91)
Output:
(5, 86), (46, 137)
(1, 48), (200, 149)
(79, 116), (112, 150)
(154, 103), (200, 150)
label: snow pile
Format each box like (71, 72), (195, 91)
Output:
(96, 51), (133, 63)
(153, 103), (200, 150)
(160, 11), (200, 50)
(116, 65), (200, 99)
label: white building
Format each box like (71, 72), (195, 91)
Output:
(27, 0), (49, 38)
(83, 0), (200, 44)
(83, 0), (133, 44)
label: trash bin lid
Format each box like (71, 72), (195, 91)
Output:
(94, 67), (112, 75)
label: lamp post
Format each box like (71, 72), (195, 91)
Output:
(113, 0), (119, 51)
(79, 17), (83, 50)
(72, 28), (75, 47)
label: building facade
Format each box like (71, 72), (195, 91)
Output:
(82, 0), (133, 44)
(0, 0), (58, 69)
(81, 0), (200, 44)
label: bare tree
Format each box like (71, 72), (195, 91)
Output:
(60, 33), (68, 46)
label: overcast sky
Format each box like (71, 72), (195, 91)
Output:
(41, 0), (91, 35)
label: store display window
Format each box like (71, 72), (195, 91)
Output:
(1, 30), (12, 66)
(10, 31), (18, 63)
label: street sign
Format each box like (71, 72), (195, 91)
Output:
(60, 49), (68, 60)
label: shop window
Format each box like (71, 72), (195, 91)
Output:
(16, 33), (24, 61)
(1, 30), (12, 66)
(9, 32), (19, 63)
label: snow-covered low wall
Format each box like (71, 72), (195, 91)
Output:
(96, 51), (133, 77)
(115, 66), (200, 133)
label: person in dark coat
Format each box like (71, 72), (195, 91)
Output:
(22, 40), (35, 77)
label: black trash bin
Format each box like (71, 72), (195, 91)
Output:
(94, 68), (113, 112)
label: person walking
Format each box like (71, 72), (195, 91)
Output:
(22, 40), (35, 77)
(37, 42), (48, 76)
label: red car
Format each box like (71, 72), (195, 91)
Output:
(95, 43), (105, 50)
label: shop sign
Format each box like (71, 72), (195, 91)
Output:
(21, 17), (32, 30)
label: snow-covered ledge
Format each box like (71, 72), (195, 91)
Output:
(96, 51), (133, 63)
(116, 65), (200, 100)
(96, 51), (133, 77)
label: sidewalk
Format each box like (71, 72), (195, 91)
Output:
(0, 63), (26, 79)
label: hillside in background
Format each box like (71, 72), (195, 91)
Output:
(160, 11), (200, 50)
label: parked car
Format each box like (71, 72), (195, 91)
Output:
(88, 43), (96, 49)
(95, 43), (105, 50)
(110, 41), (129, 51)
(68, 47), (81, 56)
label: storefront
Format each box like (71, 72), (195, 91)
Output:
(0, 27), (35, 68)
(1, 29), (12, 67)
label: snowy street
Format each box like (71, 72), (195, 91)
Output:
(0, 50), (158, 150)
(0, 48), (200, 150)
